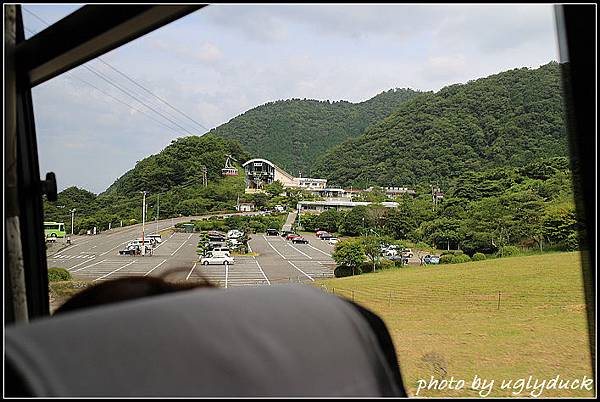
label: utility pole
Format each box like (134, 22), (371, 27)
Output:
(70, 208), (76, 235)
(140, 191), (148, 255)
(156, 193), (160, 233)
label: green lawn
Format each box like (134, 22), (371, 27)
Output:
(316, 252), (594, 397)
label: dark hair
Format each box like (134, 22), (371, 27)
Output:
(54, 269), (214, 315)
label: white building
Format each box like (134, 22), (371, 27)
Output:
(297, 200), (399, 213)
(242, 158), (327, 193)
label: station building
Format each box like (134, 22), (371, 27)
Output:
(297, 200), (399, 214)
(242, 158), (327, 193)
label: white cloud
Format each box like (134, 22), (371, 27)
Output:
(28, 4), (559, 193)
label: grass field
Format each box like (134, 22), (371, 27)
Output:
(316, 252), (594, 397)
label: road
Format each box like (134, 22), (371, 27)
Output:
(47, 218), (335, 288)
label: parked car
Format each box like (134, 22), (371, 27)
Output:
(200, 254), (235, 265)
(146, 234), (162, 244)
(119, 244), (150, 255)
(315, 230), (328, 237)
(210, 247), (231, 257)
(266, 229), (279, 236)
(285, 233), (300, 241)
(401, 248), (414, 258)
(423, 255), (440, 264)
(227, 230), (244, 239)
(291, 236), (308, 244)
(327, 237), (339, 245)
(388, 255), (409, 264)
(281, 230), (294, 238)
(274, 205), (285, 213)
(383, 249), (398, 257)
(318, 232), (334, 240)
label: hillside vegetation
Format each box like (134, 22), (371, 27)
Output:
(316, 252), (593, 397)
(209, 88), (420, 175)
(44, 135), (250, 233)
(312, 62), (567, 188)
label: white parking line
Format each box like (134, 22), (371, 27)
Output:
(307, 244), (332, 257)
(94, 260), (136, 281)
(144, 259), (167, 276)
(71, 259), (107, 273)
(100, 241), (129, 256)
(67, 257), (98, 271)
(288, 243), (312, 259)
(171, 234), (193, 256)
(186, 263), (197, 280)
(287, 260), (314, 282)
(254, 260), (271, 285)
(263, 235), (287, 260)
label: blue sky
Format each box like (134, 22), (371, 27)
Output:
(24, 4), (560, 194)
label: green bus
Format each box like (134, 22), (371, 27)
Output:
(44, 222), (66, 238)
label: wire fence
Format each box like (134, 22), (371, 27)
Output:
(314, 284), (587, 310)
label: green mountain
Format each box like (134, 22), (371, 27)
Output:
(209, 88), (420, 176)
(103, 134), (249, 196)
(45, 135), (250, 233)
(312, 62), (568, 188)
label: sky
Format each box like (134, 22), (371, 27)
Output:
(23, 4), (560, 194)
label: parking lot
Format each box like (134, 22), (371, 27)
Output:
(48, 225), (336, 288)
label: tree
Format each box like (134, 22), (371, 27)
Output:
(362, 236), (382, 273)
(264, 180), (284, 197)
(332, 240), (365, 276)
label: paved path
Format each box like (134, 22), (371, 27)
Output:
(281, 211), (297, 232)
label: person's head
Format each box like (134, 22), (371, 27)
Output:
(54, 269), (214, 315)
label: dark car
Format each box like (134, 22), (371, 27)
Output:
(266, 229), (279, 236)
(291, 236), (308, 244)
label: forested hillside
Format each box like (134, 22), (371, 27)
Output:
(44, 135), (250, 233)
(312, 62), (568, 188)
(209, 88), (420, 175)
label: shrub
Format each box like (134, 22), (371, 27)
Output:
(440, 255), (454, 264)
(48, 268), (71, 282)
(379, 259), (395, 270)
(334, 266), (356, 278)
(499, 245), (521, 257)
(472, 252), (487, 261)
(451, 254), (471, 264)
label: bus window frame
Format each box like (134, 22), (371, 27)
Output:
(5, 5), (595, 376)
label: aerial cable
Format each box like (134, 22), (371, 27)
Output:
(23, 6), (209, 135)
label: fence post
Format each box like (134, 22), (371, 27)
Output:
(497, 291), (501, 310)
(332, 288), (335, 295)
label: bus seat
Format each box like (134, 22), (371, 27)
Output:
(5, 284), (406, 397)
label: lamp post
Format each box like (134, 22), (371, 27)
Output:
(140, 191), (148, 255)
(70, 208), (76, 235)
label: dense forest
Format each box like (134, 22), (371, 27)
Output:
(209, 88), (420, 176)
(300, 156), (579, 256)
(312, 62), (568, 188)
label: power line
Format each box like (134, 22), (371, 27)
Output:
(22, 6), (209, 134)
(97, 59), (209, 133)
(83, 63), (198, 136)
(69, 75), (182, 134)
(24, 25), (183, 134)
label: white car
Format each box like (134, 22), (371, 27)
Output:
(327, 237), (339, 245)
(227, 230), (244, 239)
(146, 234), (162, 244)
(200, 254), (234, 265)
